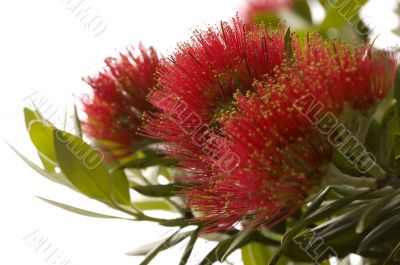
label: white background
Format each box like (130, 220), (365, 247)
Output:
(0, 0), (399, 264)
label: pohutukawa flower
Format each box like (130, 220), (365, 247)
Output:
(82, 44), (160, 157)
(141, 16), (396, 233)
(183, 37), (397, 234)
(142, 17), (287, 167)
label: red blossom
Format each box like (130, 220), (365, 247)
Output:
(81, 44), (160, 157)
(142, 17), (287, 166)
(183, 38), (397, 234)
(141, 16), (396, 233)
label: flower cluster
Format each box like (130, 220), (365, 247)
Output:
(81, 45), (160, 157)
(143, 18), (397, 233)
(185, 39), (396, 233)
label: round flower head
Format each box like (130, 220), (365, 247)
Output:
(183, 36), (397, 234)
(82, 44), (160, 157)
(142, 17), (287, 168)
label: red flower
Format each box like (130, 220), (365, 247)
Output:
(183, 38), (397, 234)
(82, 44), (160, 157)
(141, 16), (396, 233)
(142, 17), (287, 167)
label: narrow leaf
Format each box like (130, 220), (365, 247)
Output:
(126, 230), (193, 256)
(284, 27), (294, 60)
(179, 227), (200, 265)
(139, 229), (182, 265)
(7, 142), (71, 187)
(132, 184), (183, 197)
(37, 196), (133, 221)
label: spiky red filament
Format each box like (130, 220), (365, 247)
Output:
(82, 45), (160, 157)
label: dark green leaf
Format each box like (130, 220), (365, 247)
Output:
(221, 227), (253, 261)
(365, 118), (382, 155)
(132, 184), (183, 197)
(356, 191), (399, 233)
(358, 213), (400, 254)
(292, 0), (313, 23)
(270, 189), (368, 265)
(301, 187), (332, 220)
(179, 227), (200, 265)
(284, 27), (294, 60)
(383, 241), (400, 265)
(116, 156), (177, 170)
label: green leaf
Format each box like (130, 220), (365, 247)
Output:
(320, 0), (368, 30)
(284, 27), (294, 60)
(24, 107), (41, 129)
(392, 134), (400, 160)
(113, 152), (177, 171)
(221, 227), (254, 261)
(179, 227), (200, 265)
(242, 242), (272, 265)
(24, 106), (53, 127)
(317, 203), (368, 239)
(126, 230), (193, 256)
(28, 121), (57, 163)
(133, 200), (175, 211)
(198, 236), (238, 265)
(24, 108), (58, 172)
(292, 0), (313, 23)
(199, 232), (265, 265)
(380, 103), (400, 165)
(365, 118), (382, 155)
(270, 188), (368, 265)
(131, 184), (183, 197)
(139, 229), (182, 265)
(37, 196), (133, 220)
(301, 187), (332, 220)
(331, 149), (363, 176)
(298, 189), (367, 226)
(54, 130), (131, 207)
(7, 142), (71, 187)
(358, 213), (400, 254)
(109, 169), (131, 206)
(383, 241), (400, 265)
(356, 190), (399, 233)
(333, 185), (392, 199)
(251, 12), (280, 26)
(53, 129), (112, 203)
(73, 104), (82, 138)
